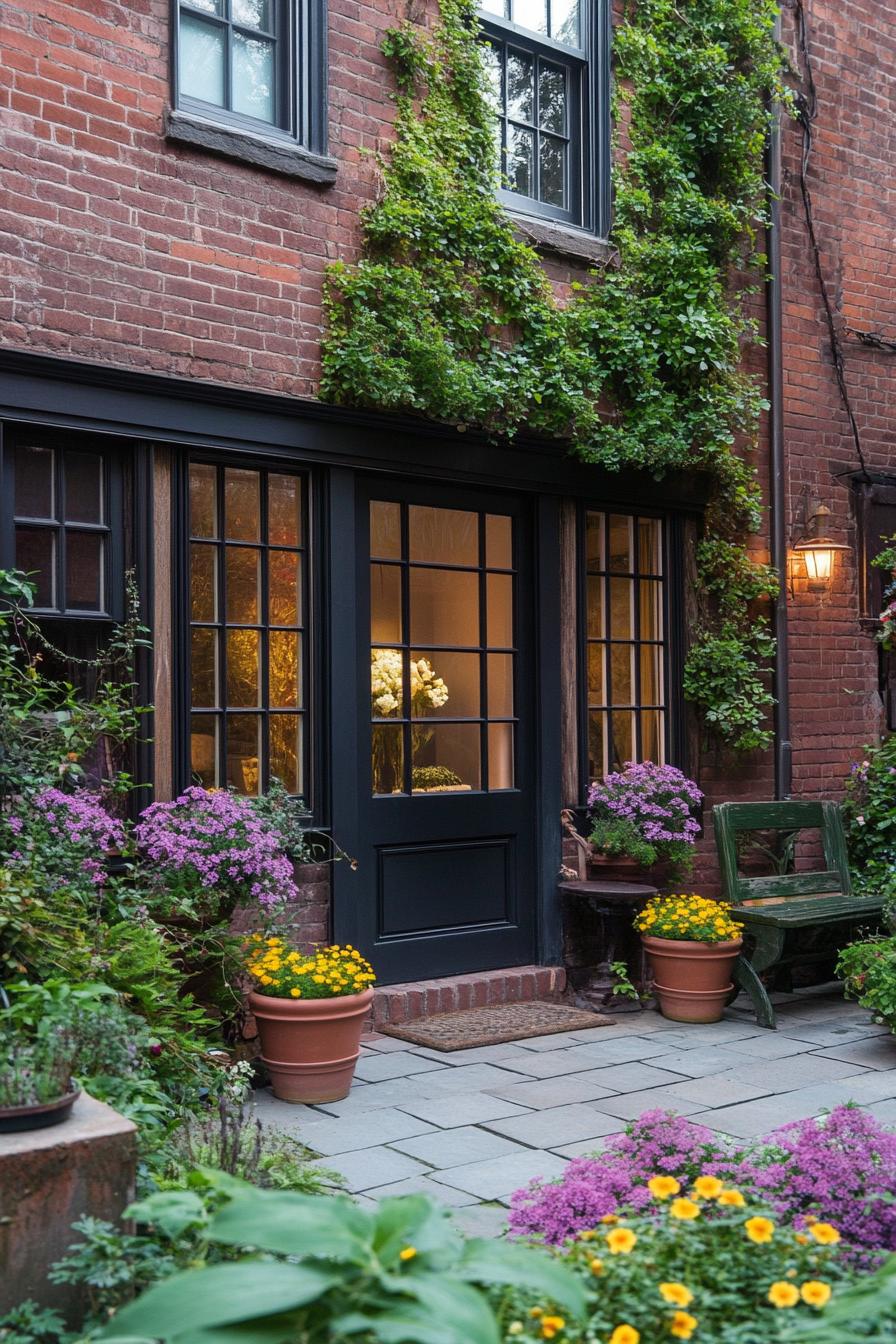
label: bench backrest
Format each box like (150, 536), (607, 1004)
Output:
(712, 800), (852, 905)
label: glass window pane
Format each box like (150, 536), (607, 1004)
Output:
(585, 511), (604, 569)
(412, 723), (480, 792)
(371, 564), (402, 643)
(270, 630), (301, 708)
(486, 514), (513, 569)
(190, 715), (218, 788)
(66, 531), (103, 610)
(488, 722), (514, 790)
(64, 452), (103, 524)
(611, 643), (634, 703)
(233, 31), (275, 123)
(268, 475), (301, 547)
(15, 446), (54, 519)
(410, 568), (479, 646)
(640, 644), (664, 706)
(411, 650), (478, 718)
(506, 51), (533, 121)
(227, 714), (261, 794)
(639, 517), (662, 574)
(609, 577), (633, 640)
(371, 647), (404, 718)
(225, 546), (260, 623)
(611, 710), (634, 770)
(607, 515), (633, 571)
(269, 550), (301, 626)
(507, 124), (534, 196)
(409, 506), (478, 565)
(512, 0), (547, 34)
(15, 527), (55, 607)
(640, 580), (664, 640)
(270, 714), (302, 794)
(233, 0), (270, 27)
(190, 463), (217, 538)
(539, 65), (566, 133)
(479, 0), (508, 14)
(186, 0), (223, 13)
(539, 135), (566, 207)
(587, 644), (605, 703)
(179, 12), (225, 107)
(372, 723), (404, 795)
(225, 468), (260, 541)
(190, 543), (217, 622)
(487, 572), (513, 647)
(588, 710), (606, 779)
(370, 501), (401, 559)
(487, 652), (514, 717)
(641, 709), (665, 764)
(191, 627), (218, 707)
(550, 0), (579, 45)
(226, 628), (260, 706)
(482, 42), (503, 115)
(586, 575), (603, 638)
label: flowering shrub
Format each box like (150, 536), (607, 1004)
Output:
(245, 936), (375, 999)
(634, 893), (744, 943)
(837, 936), (896, 1034)
(134, 786), (298, 919)
(842, 739), (896, 921)
(587, 762), (702, 875)
(0, 787), (126, 898)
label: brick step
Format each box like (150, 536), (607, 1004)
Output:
(371, 965), (567, 1027)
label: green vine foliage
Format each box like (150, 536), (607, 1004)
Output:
(322, 0), (789, 754)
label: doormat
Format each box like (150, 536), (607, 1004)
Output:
(379, 1001), (614, 1051)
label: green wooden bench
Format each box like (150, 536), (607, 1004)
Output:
(712, 800), (885, 1029)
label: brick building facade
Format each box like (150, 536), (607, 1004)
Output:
(0, 0), (892, 994)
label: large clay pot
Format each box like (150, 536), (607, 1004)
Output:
(249, 988), (373, 1103)
(642, 935), (743, 1024)
(587, 853), (644, 881)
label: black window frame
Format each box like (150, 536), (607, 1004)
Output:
(171, 0), (329, 157)
(480, 0), (611, 237)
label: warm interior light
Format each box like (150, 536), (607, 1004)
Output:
(793, 509), (849, 589)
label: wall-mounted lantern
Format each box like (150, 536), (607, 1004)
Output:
(792, 501), (850, 591)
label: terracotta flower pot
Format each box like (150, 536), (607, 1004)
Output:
(642, 935), (743, 1024)
(587, 853), (644, 881)
(249, 987), (374, 1103)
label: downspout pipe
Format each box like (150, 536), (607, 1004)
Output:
(767, 10), (792, 799)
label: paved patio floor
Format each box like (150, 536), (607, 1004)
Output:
(254, 986), (896, 1237)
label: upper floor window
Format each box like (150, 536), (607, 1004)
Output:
(480, 0), (610, 234)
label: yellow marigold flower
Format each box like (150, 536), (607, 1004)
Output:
(541, 1316), (565, 1339)
(767, 1281), (800, 1309)
(669, 1311), (698, 1340)
(609, 1327), (640, 1344)
(606, 1227), (637, 1254)
(578, 1229), (597, 1241)
(398, 1247), (417, 1262)
(718, 1188), (746, 1207)
(659, 1283), (693, 1308)
(809, 1222), (840, 1245)
(693, 1175), (723, 1199)
(600, 1213), (620, 1224)
(800, 1281), (832, 1307)
(589, 1258), (604, 1276)
(669, 1198), (701, 1221)
(647, 1175), (681, 1199)
(745, 1216), (775, 1244)
(290, 987), (302, 997)
(529, 1308), (543, 1319)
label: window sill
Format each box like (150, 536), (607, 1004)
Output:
(164, 109), (338, 186)
(510, 213), (617, 267)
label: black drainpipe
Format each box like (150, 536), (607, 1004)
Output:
(767, 11), (792, 799)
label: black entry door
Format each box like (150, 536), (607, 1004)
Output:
(345, 479), (537, 984)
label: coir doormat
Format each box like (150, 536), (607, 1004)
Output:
(379, 1000), (614, 1051)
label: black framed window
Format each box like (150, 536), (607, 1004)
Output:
(480, 0), (610, 233)
(4, 438), (121, 619)
(187, 461), (310, 798)
(174, 0), (326, 151)
(582, 510), (668, 778)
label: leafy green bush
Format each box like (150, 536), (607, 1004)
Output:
(842, 739), (896, 921)
(0, 1300), (66, 1344)
(838, 936), (896, 1033)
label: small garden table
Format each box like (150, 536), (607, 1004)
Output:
(558, 879), (657, 1009)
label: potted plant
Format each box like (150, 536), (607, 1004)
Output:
(0, 1015), (80, 1133)
(586, 762), (703, 882)
(245, 937), (376, 1103)
(634, 893), (744, 1022)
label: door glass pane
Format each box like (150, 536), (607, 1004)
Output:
(66, 531), (103, 610)
(226, 547), (260, 623)
(370, 501), (401, 558)
(412, 724), (480, 792)
(371, 647), (404, 718)
(270, 631), (301, 708)
(611, 644), (634, 704)
(411, 651), (478, 718)
(225, 468), (260, 541)
(371, 564), (402, 643)
(15, 446), (54, 519)
(486, 514), (513, 569)
(488, 722), (514, 790)
(507, 124), (534, 195)
(191, 543), (217, 621)
(410, 568), (479, 645)
(409, 506), (478, 565)
(226, 628), (260, 706)
(506, 52), (533, 122)
(539, 135), (566, 207)
(233, 31), (275, 123)
(586, 575), (603, 637)
(270, 714), (301, 794)
(191, 628), (218, 707)
(607, 514), (633, 571)
(65, 452), (103, 524)
(487, 652), (514, 717)
(269, 475), (301, 546)
(15, 528), (55, 606)
(227, 714), (261, 794)
(512, 0), (547, 34)
(179, 12), (225, 107)
(269, 550), (301, 626)
(190, 715), (218, 787)
(609, 577), (633, 640)
(190, 462), (217, 537)
(372, 724), (404, 795)
(550, 0), (579, 44)
(487, 572), (513, 646)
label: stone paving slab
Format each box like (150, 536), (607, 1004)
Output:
(559, 1036), (681, 1065)
(312, 1145), (430, 1192)
(451, 1204), (510, 1237)
(811, 1036), (896, 1070)
(640, 1046), (754, 1077)
(390, 1125), (524, 1169)
(353, 1052), (449, 1083)
(363, 1174), (482, 1207)
(660, 1075), (774, 1109)
(483, 1103), (626, 1149)
(430, 1149), (569, 1200)
(564, 1061), (692, 1092)
(395, 1093), (533, 1128)
(773, 1021), (890, 1047)
(415, 1062), (534, 1093)
(710, 1053), (869, 1094)
(482, 1074), (619, 1110)
(589, 1087), (709, 1120)
(260, 1104), (437, 1156)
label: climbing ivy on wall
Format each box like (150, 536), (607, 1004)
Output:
(322, 0), (788, 755)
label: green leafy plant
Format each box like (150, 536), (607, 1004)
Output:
(788, 1254), (896, 1343)
(837, 936), (896, 1034)
(0, 1016), (74, 1109)
(609, 960), (647, 1005)
(0, 1300), (66, 1344)
(842, 740), (896, 920)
